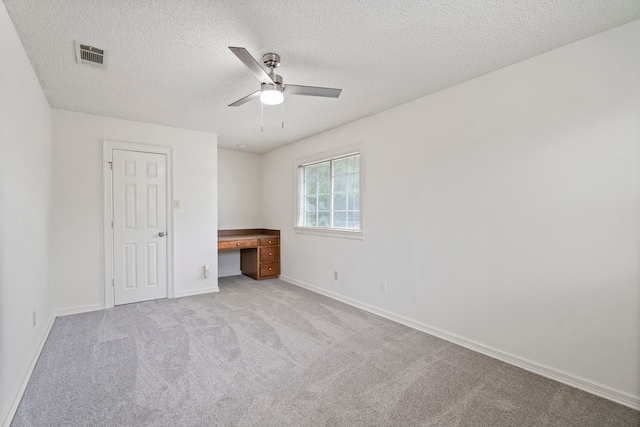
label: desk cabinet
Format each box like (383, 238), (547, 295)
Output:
(218, 229), (280, 280)
(258, 238), (279, 278)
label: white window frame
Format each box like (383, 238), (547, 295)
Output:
(294, 142), (364, 240)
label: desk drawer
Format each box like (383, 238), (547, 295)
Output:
(259, 237), (279, 246)
(220, 239), (258, 250)
(260, 261), (279, 277)
(259, 246), (279, 261)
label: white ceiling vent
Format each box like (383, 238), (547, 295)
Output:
(75, 41), (107, 69)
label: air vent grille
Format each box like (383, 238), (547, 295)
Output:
(80, 45), (103, 64)
(75, 41), (107, 69)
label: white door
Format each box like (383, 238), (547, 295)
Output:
(112, 149), (167, 305)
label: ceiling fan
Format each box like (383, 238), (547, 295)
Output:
(228, 46), (342, 108)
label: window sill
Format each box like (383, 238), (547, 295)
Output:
(293, 226), (364, 240)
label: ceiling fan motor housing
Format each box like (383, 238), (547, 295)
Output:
(262, 73), (283, 93)
(266, 73), (283, 85)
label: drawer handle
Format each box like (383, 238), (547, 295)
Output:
(236, 243), (241, 246)
(269, 268), (272, 271)
(268, 253), (272, 256)
(268, 240), (272, 244)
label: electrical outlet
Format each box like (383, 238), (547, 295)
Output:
(380, 281), (387, 292)
(33, 311), (37, 327)
(334, 271), (339, 280)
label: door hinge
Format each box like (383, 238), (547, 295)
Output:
(112, 278), (115, 288)
(108, 161), (113, 170)
(111, 221), (114, 228)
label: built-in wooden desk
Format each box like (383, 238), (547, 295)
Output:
(218, 229), (280, 280)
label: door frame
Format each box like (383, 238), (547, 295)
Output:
(103, 140), (175, 309)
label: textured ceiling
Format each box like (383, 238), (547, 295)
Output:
(4, 1), (640, 153)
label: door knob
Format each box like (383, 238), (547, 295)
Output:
(159, 232), (166, 237)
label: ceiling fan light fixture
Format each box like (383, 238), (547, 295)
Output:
(260, 83), (284, 105)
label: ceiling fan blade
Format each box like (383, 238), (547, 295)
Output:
(283, 84), (342, 98)
(228, 90), (260, 107)
(229, 46), (274, 84)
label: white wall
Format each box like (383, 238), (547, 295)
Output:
(217, 148), (263, 277)
(52, 110), (218, 312)
(263, 20), (640, 405)
(0, 5), (53, 425)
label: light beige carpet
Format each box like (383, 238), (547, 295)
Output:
(11, 275), (639, 426)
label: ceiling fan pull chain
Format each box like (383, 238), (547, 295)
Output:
(261, 100), (264, 132)
(281, 100), (285, 129)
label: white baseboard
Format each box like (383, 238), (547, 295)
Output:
(55, 303), (104, 317)
(1, 314), (56, 427)
(56, 288), (222, 315)
(281, 275), (640, 411)
(218, 270), (241, 278)
(174, 286), (219, 298)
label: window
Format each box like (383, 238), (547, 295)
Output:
(295, 146), (363, 238)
